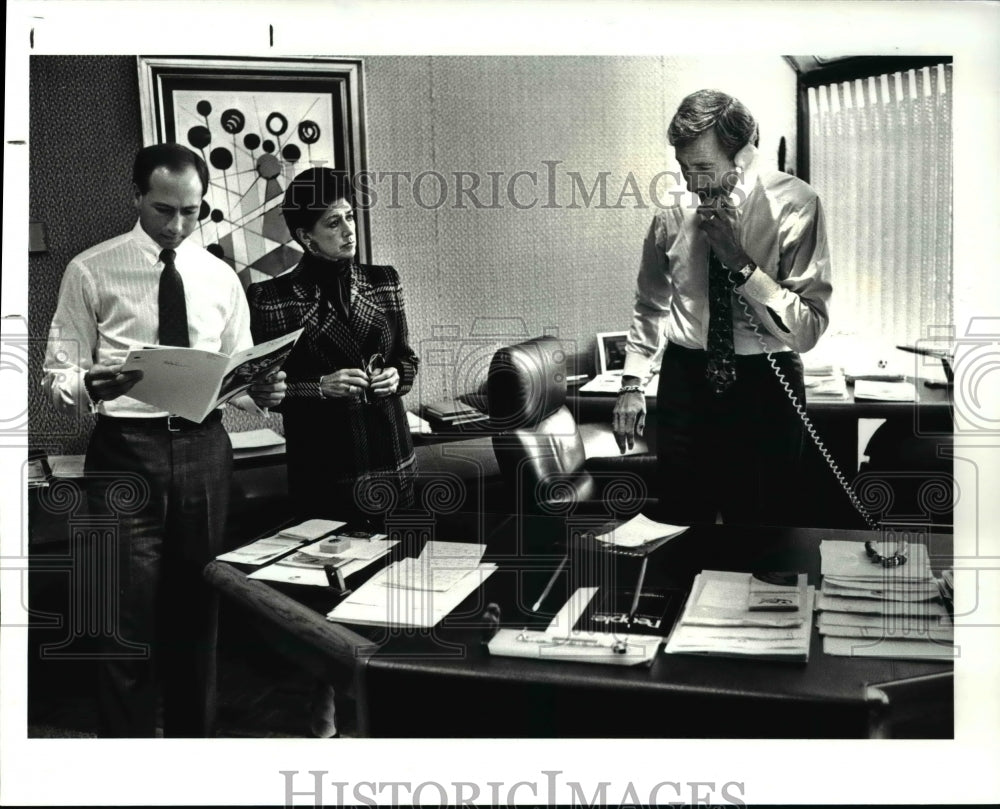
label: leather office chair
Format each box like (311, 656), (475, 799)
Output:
(487, 336), (654, 516)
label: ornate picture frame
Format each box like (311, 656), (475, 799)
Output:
(137, 56), (369, 288)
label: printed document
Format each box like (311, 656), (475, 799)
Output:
(121, 328), (303, 422)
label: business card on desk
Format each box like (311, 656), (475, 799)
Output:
(748, 572), (805, 612)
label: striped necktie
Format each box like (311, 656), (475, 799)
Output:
(158, 248), (190, 347)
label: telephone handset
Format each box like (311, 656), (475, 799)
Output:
(733, 292), (880, 531)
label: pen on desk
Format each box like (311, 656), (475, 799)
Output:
(627, 556), (650, 621)
(531, 555), (568, 612)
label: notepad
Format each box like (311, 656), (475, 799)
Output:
(592, 514), (687, 552)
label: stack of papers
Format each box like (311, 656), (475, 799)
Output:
(422, 399), (488, 427)
(804, 365), (848, 400)
(663, 570), (814, 662)
(216, 519), (346, 566)
(816, 540), (954, 660)
(327, 541), (496, 628)
(228, 427), (286, 459)
(28, 458), (50, 488)
(853, 379), (917, 401)
(592, 513), (688, 555)
(48, 455), (86, 479)
(579, 371), (659, 396)
(488, 587), (662, 666)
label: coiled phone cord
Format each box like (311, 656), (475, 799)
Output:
(736, 293), (881, 532)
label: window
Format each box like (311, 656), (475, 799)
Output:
(805, 62), (952, 350)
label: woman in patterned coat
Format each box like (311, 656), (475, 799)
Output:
(248, 168), (419, 523)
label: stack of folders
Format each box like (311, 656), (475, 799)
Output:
(803, 363), (848, 400)
(422, 398), (489, 428)
(663, 570), (814, 662)
(327, 541), (496, 628)
(816, 540), (954, 660)
(852, 379), (917, 401)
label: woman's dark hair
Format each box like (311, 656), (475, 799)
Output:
(667, 89), (759, 159)
(282, 168), (353, 245)
(133, 143), (209, 195)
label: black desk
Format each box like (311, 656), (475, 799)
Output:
(204, 512), (953, 738)
(569, 382), (953, 529)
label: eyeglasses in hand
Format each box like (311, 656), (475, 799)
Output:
(360, 353), (385, 403)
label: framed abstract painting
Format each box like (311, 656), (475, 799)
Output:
(137, 56), (369, 288)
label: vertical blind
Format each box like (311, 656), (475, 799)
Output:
(808, 63), (952, 347)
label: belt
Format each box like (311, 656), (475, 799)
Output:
(97, 410), (223, 433)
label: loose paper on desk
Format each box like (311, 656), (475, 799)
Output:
(120, 328), (303, 422)
(327, 553), (497, 628)
(594, 513), (687, 550)
(852, 379), (917, 402)
(278, 519), (346, 541)
(216, 533), (314, 566)
(215, 519), (345, 565)
(373, 542), (486, 592)
(247, 537), (399, 586)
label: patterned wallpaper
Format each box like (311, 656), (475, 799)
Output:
(28, 55), (796, 454)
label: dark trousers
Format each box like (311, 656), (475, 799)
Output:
(653, 343), (806, 526)
(84, 414), (231, 737)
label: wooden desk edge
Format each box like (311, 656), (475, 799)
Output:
(204, 559), (379, 736)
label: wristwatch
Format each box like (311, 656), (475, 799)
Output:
(730, 260), (756, 288)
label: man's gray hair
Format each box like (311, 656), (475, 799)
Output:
(668, 89), (759, 159)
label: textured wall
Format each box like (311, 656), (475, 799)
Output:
(28, 55), (797, 454)
(29, 56), (142, 454)
(364, 55), (798, 403)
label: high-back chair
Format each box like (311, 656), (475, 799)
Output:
(487, 336), (653, 516)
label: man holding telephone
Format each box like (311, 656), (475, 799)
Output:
(613, 89), (832, 526)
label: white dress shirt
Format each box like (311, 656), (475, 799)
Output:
(42, 220), (253, 417)
(624, 147), (832, 380)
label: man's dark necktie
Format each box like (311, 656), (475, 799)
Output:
(158, 248), (190, 347)
(705, 251), (736, 394)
